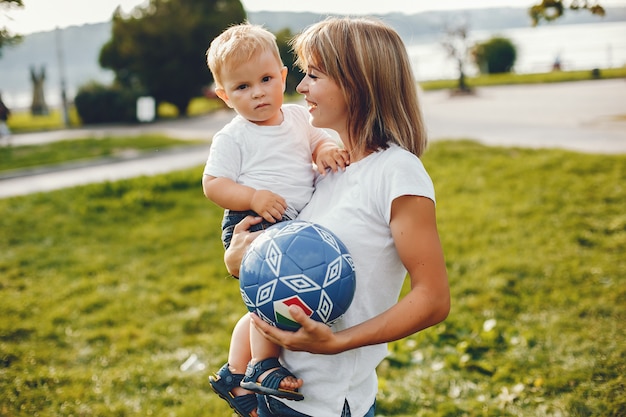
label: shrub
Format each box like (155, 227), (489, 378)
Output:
(74, 82), (143, 124)
(473, 36), (517, 74)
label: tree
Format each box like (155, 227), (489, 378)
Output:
(472, 37), (517, 74)
(99, 0), (246, 116)
(441, 22), (473, 94)
(0, 0), (23, 57)
(275, 28), (301, 95)
(530, 0), (605, 25)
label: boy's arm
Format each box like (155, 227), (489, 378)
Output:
(202, 175), (287, 223)
(312, 141), (350, 176)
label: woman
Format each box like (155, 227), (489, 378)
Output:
(225, 17), (450, 417)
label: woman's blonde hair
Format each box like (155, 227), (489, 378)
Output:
(292, 17), (427, 157)
(207, 23), (283, 88)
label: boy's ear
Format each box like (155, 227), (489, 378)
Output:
(215, 88), (232, 108)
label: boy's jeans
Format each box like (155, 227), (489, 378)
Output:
(257, 396), (376, 417)
(221, 209), (292, 250)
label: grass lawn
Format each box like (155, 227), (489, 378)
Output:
(418, 66), (626, 91)
(0, 141), (624, 416)
(0, 135), (206, 174)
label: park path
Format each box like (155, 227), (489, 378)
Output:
(1, 79), (625, 199)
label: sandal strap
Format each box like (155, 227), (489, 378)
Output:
(244, 358), (296, 390)
(244, 358), (281, 381)
(210, 363), (258, 417)
(216, 363), (244, 389)
(230, 393), (257, 415)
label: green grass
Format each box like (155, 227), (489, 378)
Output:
(5, 107), (82, 132)
(6, 98), (226, 133)
(0, 135), (205, 174)
(1, 141), (624, 416)
(419, 66), (626, 91)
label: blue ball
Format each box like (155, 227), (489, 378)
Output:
(239, 220), (356, 331)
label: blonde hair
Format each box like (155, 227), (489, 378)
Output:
(292, 17), (427, 157)
(207, 23), (283, 88)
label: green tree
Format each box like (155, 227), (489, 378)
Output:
(0, 0), (23, 57)
(530, 0), (605, 25)
(275, 28), (301, 95)
(99, 0), (245, 116)
(472, 37), (517, 74)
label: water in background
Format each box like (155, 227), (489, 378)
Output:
(408, 21), (625, 80)
(3, 21), (625, 108)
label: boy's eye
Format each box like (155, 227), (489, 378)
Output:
(262, 76), (271, 82)
(236, 84), (248, 90)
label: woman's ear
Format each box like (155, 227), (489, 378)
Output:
(281, 66), (288, 92)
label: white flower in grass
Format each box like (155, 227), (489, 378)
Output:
(483, 318), (497, 332)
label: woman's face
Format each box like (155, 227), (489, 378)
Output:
(296, 65), (348, 138)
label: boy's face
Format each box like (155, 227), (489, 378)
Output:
(216, 50), (287, 126)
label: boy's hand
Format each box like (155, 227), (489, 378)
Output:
(315, 146), (350, 176)
(251, 190), (287, 223)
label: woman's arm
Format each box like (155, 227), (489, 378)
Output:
(250, 195), (450, 354)
(223, 215), (264, 277)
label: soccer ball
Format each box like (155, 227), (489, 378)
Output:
(239, 220), (356, 331)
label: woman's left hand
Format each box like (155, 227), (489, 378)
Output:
(250, 305), (341, 354)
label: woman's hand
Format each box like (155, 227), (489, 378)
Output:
(224, 215), (264, 277)
(250, 305), (343, 355)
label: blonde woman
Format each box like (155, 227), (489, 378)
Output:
(225, 17), (450, 417)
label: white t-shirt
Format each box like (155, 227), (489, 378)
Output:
(283, 143), (436, 417)
(203, 104), (332, 218)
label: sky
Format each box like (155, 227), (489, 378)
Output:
(2, 0), (626, 35)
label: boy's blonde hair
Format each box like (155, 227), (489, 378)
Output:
(292, 17), (427, 157)
(206, 23), (283, 88)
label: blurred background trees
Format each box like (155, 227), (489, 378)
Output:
(275, 27), (301, 94)
(472, 37), (517, 74)
(530, 0), (605, 25)
(98, 0), (245, 117)
(0, 0), (23, 56)
(441, 23), (473, 93)
(77, 0), (304, 124)
(2, 0), (603, 124)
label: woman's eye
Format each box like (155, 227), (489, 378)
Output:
(307, 73), (318, 80)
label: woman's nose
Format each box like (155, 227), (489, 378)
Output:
(296, 78), (307, 94)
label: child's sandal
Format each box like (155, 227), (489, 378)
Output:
(240, 358), (304, 401)
(209, 363), (258, 417)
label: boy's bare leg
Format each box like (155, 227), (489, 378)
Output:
(250, 322), (303, 391)
(228, 314), (257, 398)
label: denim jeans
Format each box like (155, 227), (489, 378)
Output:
(257, 396), (376, 417)
(221, 210), (292, 250)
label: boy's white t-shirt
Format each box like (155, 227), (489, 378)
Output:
(283, 144), (436, 417)
(203, 104), (332, 218)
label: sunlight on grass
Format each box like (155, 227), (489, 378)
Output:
(419, 66), (626, 91)
(6, 107), (82, 132)
(0, 141), (624, 416)
(0, 135), (206, 173)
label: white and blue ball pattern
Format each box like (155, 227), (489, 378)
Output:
(239, 220), (356, 331)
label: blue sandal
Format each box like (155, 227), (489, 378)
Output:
(209, 363), (258, 417)
(240, 358), (304, 401)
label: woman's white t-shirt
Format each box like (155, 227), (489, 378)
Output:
(281, 143), (436, 417)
